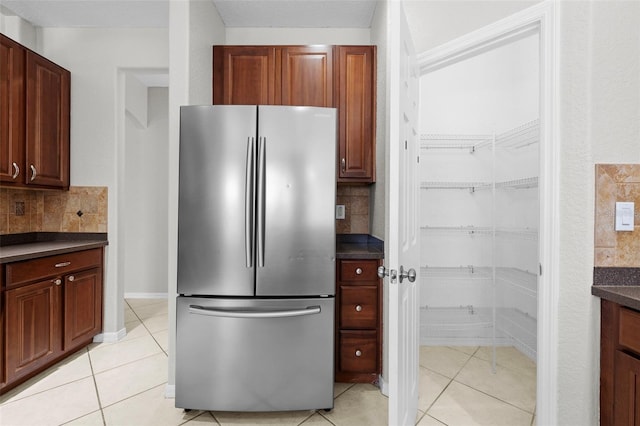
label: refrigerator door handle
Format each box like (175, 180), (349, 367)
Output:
(245, 137), (255, 268)
(188, 305), (321, 318)
(257, 136), (266, 267)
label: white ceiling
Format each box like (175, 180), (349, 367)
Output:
(1, 0), (378, 28)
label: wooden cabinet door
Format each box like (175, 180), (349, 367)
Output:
(25, 51), (70, 189)
(615, 350), (640, 425)
(64, 268), (102, 351)
(213, 46), (278, 105)
(0, 34), (25, 185)
(281, 46), (333, 107)
(335, 46), (376, 182)
(5, 279), (62, 383)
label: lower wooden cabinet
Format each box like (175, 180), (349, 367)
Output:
(601, 300), (640, 425)
(1, 247), (104, 394)
(614, 350), (640, 425)
(63, 267), (102, 352)
(335, 258), (382, 383)
(5, 279), (63, 385)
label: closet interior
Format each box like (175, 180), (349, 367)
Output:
(419, 33), (539, 364)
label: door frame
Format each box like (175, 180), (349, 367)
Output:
(416, 2), (559, 424)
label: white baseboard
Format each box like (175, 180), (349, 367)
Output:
(378, 374), (389, 397)
(165, 384), (175, 398)
(124, 293), (168, 299)
(93, 327), (126, 343)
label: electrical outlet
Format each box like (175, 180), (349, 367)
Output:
(15, 201), (25, 216)
(336, 205), (345, 220)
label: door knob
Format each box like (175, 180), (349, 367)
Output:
(377, 265), (397, 282)
(377, 266), (387, 278)
(399, 265), (417, 283)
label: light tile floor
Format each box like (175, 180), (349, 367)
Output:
(0, 299), (536, 426)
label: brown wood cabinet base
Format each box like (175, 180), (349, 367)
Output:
(1, 247), (103, 395)
(335, 258), (382, 383)
(600, 299), (640, 426)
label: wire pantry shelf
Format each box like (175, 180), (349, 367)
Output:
(495, 176), (538, 190)
(420, 134), (492, 153)
(421, 265), (492, 280)
(421, 181), (491, 192)
(496, 267), (538, 296)
(420, 118), (540, 153)
(496, 227), (538, 241)
(420, 225), (493, 236)
(420, 306), (493, 330)
(495, 119), (540, 149)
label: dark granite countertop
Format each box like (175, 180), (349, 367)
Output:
(592, 267), (640, 311)
(336, 234), (384, 259)
(0, 232), (108, 264)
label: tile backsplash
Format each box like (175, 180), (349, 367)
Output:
(336, 185), (370, 234)
(595, 164), (640, 266)
(0, 186), (108, 235)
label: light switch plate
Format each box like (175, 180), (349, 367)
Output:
(336, 205), (345, 220)
(615, 202), (634, 231)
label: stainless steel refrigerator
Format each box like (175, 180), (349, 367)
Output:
(175, 105), (336, 412)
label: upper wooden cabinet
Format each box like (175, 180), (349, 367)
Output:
(0, 34), (25, 185)
(213, 46), (277, 105)
(213, 45), (333, 108)
(280, 46), (333, 107)
(212, 44), (375, 183)
(0, 34), (70, 190)
(335, 46), (376, 183)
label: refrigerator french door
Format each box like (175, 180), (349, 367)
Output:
(176, 105), (336, 412)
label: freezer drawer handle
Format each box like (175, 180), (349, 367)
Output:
(188, 305), (321, 319)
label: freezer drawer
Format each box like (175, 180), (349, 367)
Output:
(175, 296), (335, 412)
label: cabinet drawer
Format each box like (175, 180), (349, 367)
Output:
(339, 260), (379, 283)
(6, 249), (102, 288)
(339, 330), (377, 373)
(340, 285), (378, 329)
(619, 307), (640, 355)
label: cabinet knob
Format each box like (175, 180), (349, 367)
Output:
(68, 275), (75, 282)
(355, 267), (363, 275)
(52, 279), (62, 285)
(11, 162), (19, 179)
(355, 305), (363, 312)
(355, 350), (362, 357)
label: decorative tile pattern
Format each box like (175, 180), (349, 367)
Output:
(0, 186), (107, 235)
(0, 299), (536, 425)
(595, 164), (640, 266)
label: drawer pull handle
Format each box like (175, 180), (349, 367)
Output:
(355, 267), (363, 275)
(30, 164), (37, 182)
(55, 262), (71, 268)
(355, 305), (363, 312)
(11, 162), (19, 179)
(355, 350), (362, 357)
(68, 275), (75, 282)
(53, 279), (62, 285)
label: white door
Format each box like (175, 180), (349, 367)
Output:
(384, 1), (420, 425)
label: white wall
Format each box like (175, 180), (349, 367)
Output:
(404, 0), (540, 54)
(37, 27), (169, 338)
(557, 1), (640, 424)
(0, 8), (37, 50)
(225, 27), (370, 45)
(124, 87), (169, 296)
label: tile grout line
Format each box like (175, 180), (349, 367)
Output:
(85, 346), (107, 426)
(426, 346), (536, 417)
(454, 351), (537, 415)
(421, 347), (478, 424)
